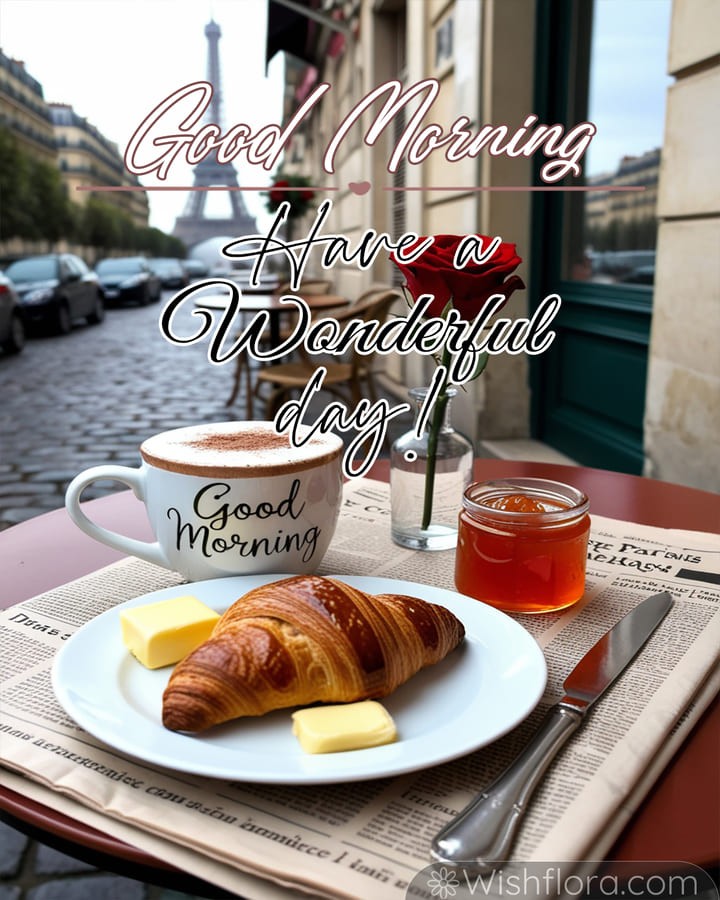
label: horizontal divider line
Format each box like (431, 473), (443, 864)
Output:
(75, 185), (338, 192)
(76, 183), (645, 193)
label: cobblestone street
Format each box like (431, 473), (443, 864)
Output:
(0, 291), (413, 899)
(1, 295), (260, 530)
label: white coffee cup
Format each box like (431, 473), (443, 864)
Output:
(65, 422), (344, 581)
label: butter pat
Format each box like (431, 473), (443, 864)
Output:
(292, 701), (397, 754)
(120, 595), (220, 669)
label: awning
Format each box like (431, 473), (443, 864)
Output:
(265, 0), (351, 67)
(265, 0), (318, 66)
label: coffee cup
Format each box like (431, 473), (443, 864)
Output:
(65, 422), (344, 581)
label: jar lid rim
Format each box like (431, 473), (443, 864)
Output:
(463, 477), (589, 520)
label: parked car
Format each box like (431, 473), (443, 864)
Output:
(95, 256), (162, 306)
(181, 258), (209, 280)
(0, 272), (25, 355)
(620, 265), (655, 285)
(4, 254), (105, 334)
(148, 258), (188, 289)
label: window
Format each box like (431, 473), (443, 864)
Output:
(434, 13), (454, 71)
(561, 0), (672, 285)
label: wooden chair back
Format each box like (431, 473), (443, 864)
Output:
(327, 289), (402, 388)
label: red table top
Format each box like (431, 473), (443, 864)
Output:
(1, 459), (718, 885)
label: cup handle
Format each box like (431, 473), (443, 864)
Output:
(65, 464), (170, 570)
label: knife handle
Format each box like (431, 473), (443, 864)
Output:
(431, 704), (583, 870)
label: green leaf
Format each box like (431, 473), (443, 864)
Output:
(467, 351), (489, 382)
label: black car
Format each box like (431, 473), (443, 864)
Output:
(148, 258), (189, 289)
(4, 254), (105, 334)
(621, 265), (655, 285)
(0, 272), (25, 355)
(96, 256), (162, 306)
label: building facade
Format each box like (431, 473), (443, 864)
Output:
(586, 148), (661, 260)
(0, 50), (56, 163)
(265, 0), (718, 491)
(49, 104), (149, 229)
(0, 50), (149, 231)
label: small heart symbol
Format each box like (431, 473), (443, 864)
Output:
(348, 180), (371, 195)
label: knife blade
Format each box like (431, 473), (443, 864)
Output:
(431, 591), (674, 871)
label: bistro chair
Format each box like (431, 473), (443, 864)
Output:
(225, 280), (338, 411)
(253, 288), (402, 417)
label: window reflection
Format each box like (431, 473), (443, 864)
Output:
(563, 0), (672, 285)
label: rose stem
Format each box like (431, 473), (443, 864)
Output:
(422, 345), (452, 530)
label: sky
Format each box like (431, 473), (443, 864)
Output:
(1, 0), (672, 233)
(586, 0), (672, 174)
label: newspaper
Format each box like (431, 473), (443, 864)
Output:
(1, 478), (719, 899)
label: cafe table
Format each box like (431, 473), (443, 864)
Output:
(230, 277), (281, 295)
(194, 290), (349, 348)
(1, 460), (718, 897)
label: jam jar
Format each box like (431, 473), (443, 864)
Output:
(455, 477), (590, 613)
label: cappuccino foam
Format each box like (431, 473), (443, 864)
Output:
(140, 422), (343, 477)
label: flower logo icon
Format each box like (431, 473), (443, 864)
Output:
(426, 866), (460, 899)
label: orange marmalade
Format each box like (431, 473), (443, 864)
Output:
(455, 478), (590, 614)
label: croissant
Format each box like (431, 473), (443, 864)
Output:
(162, 575), (464, 732)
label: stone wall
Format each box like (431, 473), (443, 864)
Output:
(644, 0), (720, 490)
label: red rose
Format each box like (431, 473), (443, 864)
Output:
(269, 179), (290, 203)
(300, 187), (315, 201)
(390, 234), (524, 319)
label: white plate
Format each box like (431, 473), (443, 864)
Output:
(52, 575), (546, 784)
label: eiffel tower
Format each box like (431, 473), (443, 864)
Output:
(172, 19), (258, 249)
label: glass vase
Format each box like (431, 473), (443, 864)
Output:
(390, 387), (474, 550)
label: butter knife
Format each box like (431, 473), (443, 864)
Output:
(431, 590), (674, 870)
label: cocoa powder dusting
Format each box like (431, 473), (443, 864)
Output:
(188, 430), (291, 453)
(141, 423), (342, 477)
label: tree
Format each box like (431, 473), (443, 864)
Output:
(79, 197), (119, 248)
(0, 125), (181, 255)
(29, 159), (75, 244)
(0, 127), (36, 240)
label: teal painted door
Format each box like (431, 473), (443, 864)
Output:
(530, 0), (669, 474)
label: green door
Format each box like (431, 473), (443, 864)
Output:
(530, 0), (670, 474)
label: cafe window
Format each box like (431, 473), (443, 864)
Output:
(562, 0), (672, 285)
(530, 0), (672, 474)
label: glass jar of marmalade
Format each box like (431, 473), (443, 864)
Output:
(455, 478), (590, 614)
